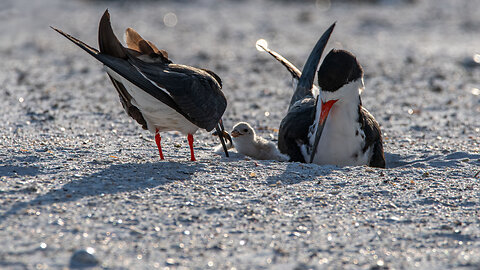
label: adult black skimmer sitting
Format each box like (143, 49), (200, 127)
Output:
(258, 23), (385, 168)
(52, 10), (230, 161)
(230, 122), (289, 161)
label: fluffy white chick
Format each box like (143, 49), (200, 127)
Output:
(231, 122), (289, 161)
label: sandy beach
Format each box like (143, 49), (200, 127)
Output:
(1, 0), (479, 268)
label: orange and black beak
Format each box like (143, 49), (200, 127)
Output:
(230, 130), (241, 138)
(309, 99), (338, 163)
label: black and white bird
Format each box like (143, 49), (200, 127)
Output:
(52, 10), (230, 161)
(230, 122), (289, 161)
(258, 23), (385, 168)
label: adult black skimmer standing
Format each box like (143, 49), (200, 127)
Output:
(52, 10), (230, 161)
(258, 23), (385, 168)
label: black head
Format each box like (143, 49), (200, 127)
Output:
(317, 49), (363, 92)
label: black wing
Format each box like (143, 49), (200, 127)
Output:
(258, 44), (301, 79)
(278, 98), (316, 162)
(52, 27), (189, 116)
(290, 23), (335, 109)
(52, 10), (227, 132)
(358, 106), (385, 168)
(127, 59), (227, 131)
(51, 26), (226, 131)
(107, 75), (148, 129)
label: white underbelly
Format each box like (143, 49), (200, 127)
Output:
(106, 68), (199, 135)
(303, 108), (371, 166)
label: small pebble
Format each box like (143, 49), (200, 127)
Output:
(69, 248), (99, 268)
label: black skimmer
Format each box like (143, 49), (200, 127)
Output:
(230, 122), (289, 161)
(52, 10), (230, 161)
(258, 23), (385, 168)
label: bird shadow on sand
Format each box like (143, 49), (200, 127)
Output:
(264, 162), (336, 185)
(385, 151), (480, 169)
(0, 161), (205, 224)
(0, 154), (42, 177)
(212, 150), (336, 185)
(0, 165), (41, 177)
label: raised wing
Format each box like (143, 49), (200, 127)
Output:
(259, 42), (320, 99)
(291, 23), (335, 109)
(258, 43), (301, 79)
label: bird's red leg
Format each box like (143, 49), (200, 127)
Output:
(187, 134), (196, 161)
(155, 129), (165, 160)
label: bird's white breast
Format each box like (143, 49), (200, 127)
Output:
(106, 68), (199, 135)
(306, 103), (371, 166)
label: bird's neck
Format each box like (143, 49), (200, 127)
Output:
(312, 81), (363, 133)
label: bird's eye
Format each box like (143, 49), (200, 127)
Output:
(243, 129), (248, 132)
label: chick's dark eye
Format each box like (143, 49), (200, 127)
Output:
(243, 129), (248, 132)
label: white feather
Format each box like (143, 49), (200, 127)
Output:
(304, 79), (372, 166)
